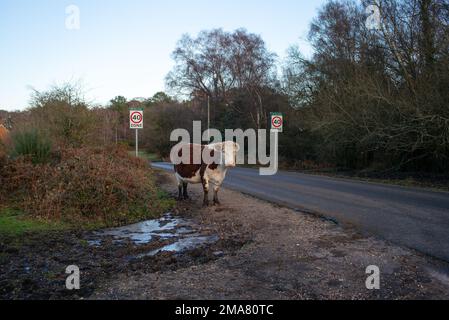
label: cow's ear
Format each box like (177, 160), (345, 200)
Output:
(234, 143), (240, 152)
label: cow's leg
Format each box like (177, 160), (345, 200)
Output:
(202, 178), (210, 207)
(176, 175), (183, 201)
(213, 185), (221, 205)
(177, 182), (183, 201)
(182, 182), (189, 200)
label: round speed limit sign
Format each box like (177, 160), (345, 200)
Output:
(270, 113), (283, 132)
(130, 109), (143, 129)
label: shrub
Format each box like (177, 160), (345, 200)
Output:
(0, 125), (9, 144)
(0, 140), (6, 162)
(0, 142), (7, 203)
(10, 130), (52, 164)
(1, 145), (174, 227)
(28, 83), (97, 148)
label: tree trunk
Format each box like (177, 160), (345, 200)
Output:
(420, 0), (435, 73)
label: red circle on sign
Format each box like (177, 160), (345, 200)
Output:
(272, 116), (283, 128)
(130, 112), (142, 124)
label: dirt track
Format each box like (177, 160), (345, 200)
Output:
(153, 162), (449, 263)
(91, 171), (449, 300)
(2, 170), (449, 300)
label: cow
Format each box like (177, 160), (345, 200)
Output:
(173, 141), (240, 206)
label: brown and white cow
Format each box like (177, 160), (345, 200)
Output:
(174, 141), (240, 206)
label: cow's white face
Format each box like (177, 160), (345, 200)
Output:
(221, 141), (240, 168)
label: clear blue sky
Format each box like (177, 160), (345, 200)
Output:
(0, 0), (327, 111)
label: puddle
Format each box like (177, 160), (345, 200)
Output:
(138, 235), (220, 259)
(88, 213), (191, 245)
(87, 213), (218, 258)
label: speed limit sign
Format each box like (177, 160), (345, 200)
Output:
(130, 109), (143, 129)
(270, 112), (283, 133)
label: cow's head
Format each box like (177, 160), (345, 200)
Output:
(213, 141), (240, 167)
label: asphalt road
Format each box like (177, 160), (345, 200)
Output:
(152, 162), (449, 262)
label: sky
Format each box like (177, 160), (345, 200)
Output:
(0, 0), (327, 111)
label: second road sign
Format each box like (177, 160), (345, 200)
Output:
(270, 112), (283, 133)
(130, 109), (144, 129)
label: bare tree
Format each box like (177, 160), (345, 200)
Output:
(283, 0), (449, 171)
(166, 28), (276, 128)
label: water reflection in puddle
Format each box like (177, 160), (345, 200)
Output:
(138, 235), (219, 259)
(89, 213), (188, 245)
(88, 213), (218, 257)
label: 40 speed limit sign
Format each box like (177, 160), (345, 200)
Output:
(270, 112), (283, 133)
(130, 109), (144, 129)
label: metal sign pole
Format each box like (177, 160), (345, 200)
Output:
(135, 129), (138, 157)
(207, 96), (210, 142)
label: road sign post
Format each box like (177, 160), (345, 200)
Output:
(135, 128), (138, 157)
(259, 112), (283, 176)
(130, 109), (143, 157)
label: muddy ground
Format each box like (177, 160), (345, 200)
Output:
(1, 171), (449, 300)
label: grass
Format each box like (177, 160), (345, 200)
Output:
(156, 188), (177, 211)
(0, 207), (68, 237)
(10, 129), (52, 164)
(293, 169), (449, 192)
(0, 186), (176, 238)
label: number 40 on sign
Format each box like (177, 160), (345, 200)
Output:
(270, 112), (283, 133)
(130, 109), (143, 129)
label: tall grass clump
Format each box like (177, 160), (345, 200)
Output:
(10, 130), (52, 164)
